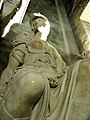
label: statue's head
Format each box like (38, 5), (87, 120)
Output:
(30, 12), (50, 41)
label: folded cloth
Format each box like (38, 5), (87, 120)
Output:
(0, 101), (29, 120)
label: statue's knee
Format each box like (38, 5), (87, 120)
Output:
(19, 72), (45, 97)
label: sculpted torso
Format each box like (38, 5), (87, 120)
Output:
(0, 13), (90, 120)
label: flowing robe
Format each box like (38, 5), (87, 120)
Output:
(0, 40), (90, 120)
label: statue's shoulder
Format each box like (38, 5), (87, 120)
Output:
(12, 35), (32, 48)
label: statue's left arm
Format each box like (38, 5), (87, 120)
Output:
(49, 44), (66, 75)
(0, 44), (27, 83)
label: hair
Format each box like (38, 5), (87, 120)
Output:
(29, 12), (50, 40)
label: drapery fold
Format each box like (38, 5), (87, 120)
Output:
(29, 60), (82, 120)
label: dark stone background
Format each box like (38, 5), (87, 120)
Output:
(63, 0), (89, 53)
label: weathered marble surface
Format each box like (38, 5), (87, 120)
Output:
(0, 11), (90, 120)
(0, 23), (33, 74)
(0, 0), (66, 75)
(0, 0), (22, 36)
(0, 26), (90, 120)
(27, 0), (65, 56)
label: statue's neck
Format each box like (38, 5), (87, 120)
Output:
(33, 31), (47, 41)
(33, 32), (42, 40)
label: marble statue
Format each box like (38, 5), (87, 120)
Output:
(0, 13), (90, 120)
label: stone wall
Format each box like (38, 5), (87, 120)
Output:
(63, 0), (89, 53)
(63, 0), (81, 15)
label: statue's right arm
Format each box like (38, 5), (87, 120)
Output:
(0, 44), (27, 82)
